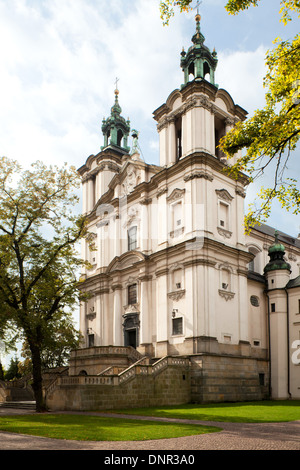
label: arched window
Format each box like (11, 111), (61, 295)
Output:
(117, 129), (124, 147)
(248, 246), (261, 273)
(203, 62), (211, 82)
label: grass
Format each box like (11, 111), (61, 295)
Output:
(0, 401), (299, 441)
(110, 400), (300, 423)
(0, 414), (220, 441)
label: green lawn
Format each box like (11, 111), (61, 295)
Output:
(0, 401), (299, 441)
(0, 414), (220, 441)
(110, 400), (300, 423)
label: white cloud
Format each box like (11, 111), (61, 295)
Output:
(217, 46), (267, 116)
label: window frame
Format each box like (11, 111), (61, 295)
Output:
(127, 225), (137, 251)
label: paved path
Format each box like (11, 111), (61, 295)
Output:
(0, 408), (299, 451)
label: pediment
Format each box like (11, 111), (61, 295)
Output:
(215, 189), (234, 202)
(107, 251), (146, 273)
(167, 188), (185, 203)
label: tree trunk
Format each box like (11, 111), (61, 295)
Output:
(30, 344), (47, 412)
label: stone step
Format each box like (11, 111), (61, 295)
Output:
(0, 401), (36, 410)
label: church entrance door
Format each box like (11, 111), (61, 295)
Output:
(123, 313), (139, 349)
(125, 329), (137, 349)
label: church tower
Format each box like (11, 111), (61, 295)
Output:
(264, 232), (292, 399)
(78, 86), (131, 215)
(180, 12), (218, 86)
(154, 14), (247, 168)
(101, 87), (131, 154)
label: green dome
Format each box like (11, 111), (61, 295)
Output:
(268, 241), (285, 254)
(264, 230), (291, 274)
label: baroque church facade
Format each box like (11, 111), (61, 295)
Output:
(75, 15), (300, 403)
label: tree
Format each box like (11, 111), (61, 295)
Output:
(0, 157), (87, 411)
(160, 0), (300, 231)
(219, 0), (300, 230)
(159, 0), (193, 25)
(4, 356), (21, 381)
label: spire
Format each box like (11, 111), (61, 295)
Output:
(180, 13), (218, 86)
(101, 82), (131, 154)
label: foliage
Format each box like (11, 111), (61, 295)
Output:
(219, 1), (300, 230)
(159, 0), (300, 231)
(159, 0), (193, 25)
(0, 157), (88, 410)
(21, 318), (82, 370)
(4, 356), (21, 381)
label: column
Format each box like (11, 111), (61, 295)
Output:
(168, 118), (176, 166)
(139, 275), (151, 346)
(112, 285), (123, 346)
(155, 270), (169, 356)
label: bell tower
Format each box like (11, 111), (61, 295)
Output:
(264, 231), (292, 399)
(101, 85), (131, 154)
(180, 13), (218, 86)
(153, 14), (247, 167)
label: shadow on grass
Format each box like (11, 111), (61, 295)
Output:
(0, 414), (221, 441)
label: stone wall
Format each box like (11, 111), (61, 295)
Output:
(46, 352), (270, 412)
(190, 354), (269, 403)
(46, 363), (191, 411)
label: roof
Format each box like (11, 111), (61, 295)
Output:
(286, 275), (300, 289)
(253, 223), (300, 250)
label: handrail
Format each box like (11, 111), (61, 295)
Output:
(46, 356), (190, 394)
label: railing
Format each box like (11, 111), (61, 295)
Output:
(70, 346), (143, 363)
(46, 356), (190, 395)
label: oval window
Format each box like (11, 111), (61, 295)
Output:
(250, 295), (259, 307)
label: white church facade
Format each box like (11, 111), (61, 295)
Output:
(70, 15), (300, 405)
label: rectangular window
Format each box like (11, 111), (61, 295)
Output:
(128, 284), (137, 305)
(88, 334), (94, 348)
(259, 373), (265, 386)
(172, 317), (183, 336)
(219, 202), (229, 229)
(271, 303), (276, 312)
(128, 226), (137, 251)
(173, 202), (182, 229)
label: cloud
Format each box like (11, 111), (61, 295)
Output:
(217, 46), (267, 116)
(0, 0), (189, 169)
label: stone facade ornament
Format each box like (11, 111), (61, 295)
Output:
(167, 289), (186, 301)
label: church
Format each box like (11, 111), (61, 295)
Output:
(46, 14), (300, 410)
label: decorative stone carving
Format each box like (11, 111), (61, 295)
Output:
(217, 227), (232, 239)
(123, 304), (140, 315)
(122, 167), (141, 195)
(139, 197), (152, 205)
(215, 189), (234, 202)
(288, 252), (297, 262)
(167, 188), (185, 203)
(235, 188), (246, 198)
(167, 289), (186, 301)
(218, 289), (235, 301)
(156, 187), (168, 198)
(86, 307), (96, 320)
(169, 227), (185, 238)
(184, 171), (214, 182)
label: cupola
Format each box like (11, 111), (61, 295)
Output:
(101, 88), (131, 154)
(180, 14), (218, 86)
(264, 231), (291, 274)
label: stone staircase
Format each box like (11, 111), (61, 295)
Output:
(0, 401), (36, 410)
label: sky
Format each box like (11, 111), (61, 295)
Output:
(0, 0), (299, 363)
